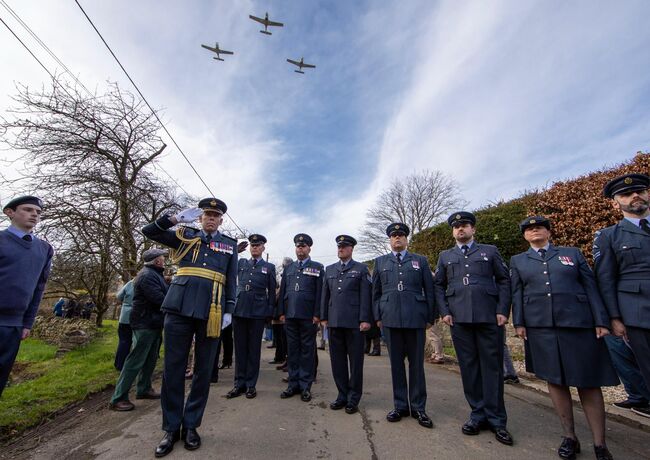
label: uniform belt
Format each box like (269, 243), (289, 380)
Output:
(176, 267), (226, 338)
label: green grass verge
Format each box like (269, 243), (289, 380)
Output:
(0, 320), (120, 436)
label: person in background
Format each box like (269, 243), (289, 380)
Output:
(53, 297), (65, 317)
(115, 279), (135, 371)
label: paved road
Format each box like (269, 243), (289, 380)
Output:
(7, 346), (649, 459)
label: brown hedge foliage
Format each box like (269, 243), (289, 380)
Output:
(529, 152), (650, 263)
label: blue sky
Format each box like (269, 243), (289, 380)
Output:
(1, 1), (650, 264)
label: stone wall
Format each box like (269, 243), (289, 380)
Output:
(31, 316), (97, 355)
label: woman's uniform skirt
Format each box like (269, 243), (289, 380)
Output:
(525, 327), (619, 388)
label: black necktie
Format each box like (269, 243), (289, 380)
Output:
(640, 218), (650, 234)
(205, 233), (212, 244)
(396, 253), (402, 264)
(461, 245), (469, 255)
(22, 235), (32, 241)
(341, 263), (346, 270)
(298, 261), (304, 269)
(253, 259), (258, 267)
(538, 248), (547, 258)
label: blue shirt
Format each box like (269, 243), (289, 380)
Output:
(391, 250), (407, 259)
(7, 225), (33, 241)
(456, 240), (475, 250)
(624, 216), (649, 228)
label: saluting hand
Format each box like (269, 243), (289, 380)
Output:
(174, 207), (203, 223)
(360, 322), (371, 332)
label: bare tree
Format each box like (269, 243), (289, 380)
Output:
(358, 170), (468, 257)
(0, 77), (191, 325)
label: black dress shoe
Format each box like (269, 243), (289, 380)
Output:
(218, 362), (232, 370)
(461, 419), (486, 435)
(594, 445), (613, 460)
(386, 408), (410, 422)
(558, 437), (580, 459)
(368, 350), (380, 356)
(226, 386), (246, 399)
(155, 430), (180, 458)
(183, 428), (201, 450)
(280, 387), (299, 399)
(245, 387), (257, 399)
(330, 399), (346, 410)
(345, 404), (358, 414)
(412, 410), (434, 428)
(301, 389), (312, 402)
(492, 427), (513, 445)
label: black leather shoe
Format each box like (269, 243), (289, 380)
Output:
(368, 350), (380, 356)
(280, 387), (299, 399)
(330, 399), (346, 410)
(558, 437), (580, 459)
(226, 386), (246, 399)
(386, 408), (410, 422)
(301, 389), (312, 402)
(461, 419), (487, 435)
(183, 428), (201, 451)
(492, 427), (513, 445)
(245, 387), (257, 399)
(412, 410), (434, 428)
(155, 430), (180, 457)
(218, 362), (231, 370)
(345, 404), (358, 414)
(594, 445), (613, 460)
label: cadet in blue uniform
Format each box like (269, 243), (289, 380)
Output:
(511, 216), (617, 460)
(0, 196), (53, 397)
(142, 198), (238, 457)
(226, 234), (277, 400)
(434, 212), (513, 445)
(372, 223), (435, 428)
(321, 235), (372, 414)
(277, 233), (324, 402)
(594, 173), (650, 420)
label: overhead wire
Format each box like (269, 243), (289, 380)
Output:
(73, 0), (246, 236)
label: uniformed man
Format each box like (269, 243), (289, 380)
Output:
(372, 223), (435, 428)
(594, 173), (650, 418)
(142, 198), (237, 457)
(321, 235), (372, 414)
(226, 234), (277, 400)
(0, 196), (53, 397)
(434, 212), (513, 445)
(277, 233), (324, 402)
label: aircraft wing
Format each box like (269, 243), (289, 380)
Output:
(249, 15), (265, 25)
(302, 63), (315, 68)
(287, 59), (301, 67)
(220, 50), (234, 55)
(201, 44), (217, 52)
(267, 19), (284, 27)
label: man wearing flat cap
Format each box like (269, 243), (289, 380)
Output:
(594, 173), (650, 418)
(225, 234), (276, 400)
(0, 196), (53, 397)
(434, 212), (513, 445)
(277, 233), (324, 402)
(321, 235), (372, 414)
(110, 248), (168, 411)
(142, 198), (237, 457)
(372, 223), (436, 428)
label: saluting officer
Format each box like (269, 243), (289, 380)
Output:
(226, 234), (277, 400)
(372, 223), (435, 428)
(321, 235), (372, 414)
(594, 173), (650, 418)
(512, 216), (617, 460)
(142, 198), (237, 457)
(434, 212), (513, 445)
(277, 234), (324, 402)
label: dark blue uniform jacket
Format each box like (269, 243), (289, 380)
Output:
(234, 258), (277, 319)
(277, 259), (325, 320)
(321, 260), (372, 328)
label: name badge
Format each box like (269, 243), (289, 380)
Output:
(411, 260), (420, 269)
(558, 256), (574, 266)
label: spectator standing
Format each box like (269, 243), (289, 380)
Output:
(114, 279), (135, 371)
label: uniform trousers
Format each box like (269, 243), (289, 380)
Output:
(273, 322), (287, 362)
(0, 326), (22, 397)
(114, 322), (133, 371)
(329, 327), (365, 405)
(626, 326), (650, 398)
(451, 322), (507, 427)
(383, 327), (427, 412)
(233, 316), (266, 389)
(161, 313), (219, 431)
(285, 318), (317, 391)
(604, 334), (650, 403)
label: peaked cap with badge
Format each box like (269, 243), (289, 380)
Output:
(603, 173), (649, 198)
(447, 211), (476, 227)
(519, 216), (551, 233)
(294, 233), (313, 246)
(386, 222), (410, 237)
(335, 234), (357, 247)
(198, 197), (227, 214)
(2, 195), (44, 211)
(248, 234), (267, 244)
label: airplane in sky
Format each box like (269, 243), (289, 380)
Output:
(287, 57), (316, 74)
(249, 12), (284, 35)
(200, 42), (234, 61)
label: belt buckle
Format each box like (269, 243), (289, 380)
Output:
(397, 281), (404, 292)
(245, 284), (250, 291)
(294, 283), (300, 292)
(463, 276), (469, 286)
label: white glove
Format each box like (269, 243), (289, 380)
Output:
(221, 313), (232, 330)
(174, 207), (203, 223)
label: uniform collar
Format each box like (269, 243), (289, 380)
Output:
(297, 257), (310, 266)
(391, 250), (407, 259)
(201, 230), (220, 239)
(456, 240), (474, 250)
(7, 225), (33, 241)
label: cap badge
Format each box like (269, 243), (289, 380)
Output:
(394, 225), (399, 229)
(530, 219), (536, 224)
(299, 236), (304, 241)
(210, 199), (217, 206)
(455, 214), (461, 219)
(339, 236), (344, 241)
(624, 177), (633, 184)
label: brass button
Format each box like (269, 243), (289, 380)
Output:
(547, 293), (551, 297)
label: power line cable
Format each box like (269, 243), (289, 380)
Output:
(73, 0), (246, 235)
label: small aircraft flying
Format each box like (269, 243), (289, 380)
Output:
(249, 12), (284, 35)
(287, 57), (316, 74)
(201, 42), (234, 61)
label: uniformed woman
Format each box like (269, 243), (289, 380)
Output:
(510, 216), (618, 460)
